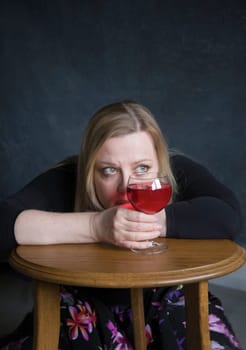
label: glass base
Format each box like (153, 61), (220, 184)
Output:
(131, 241), (168, 254)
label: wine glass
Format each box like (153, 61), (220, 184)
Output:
(127, 172), (172, 254)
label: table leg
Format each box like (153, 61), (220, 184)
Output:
(33, 281), (60, 350)
(130, 288), (146, 350)
(184, 281), (210, 350)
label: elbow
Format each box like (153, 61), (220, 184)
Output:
(14, 210), (32, 245)
(0, 200), (19, 261)
(219, 203), (242, 241)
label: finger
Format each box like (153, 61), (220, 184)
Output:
(121, 208), (159, 224)
(114, 211), (162, 233)
(124, 220), (162, 233)
(116, 230), (161, 243)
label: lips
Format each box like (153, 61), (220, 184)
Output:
(116, 199), (128, 205)
(117, 201), (135, 210)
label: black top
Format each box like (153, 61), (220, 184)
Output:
(0, 155), (242, 261)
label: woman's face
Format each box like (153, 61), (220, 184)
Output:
(94, 131), (159, 209)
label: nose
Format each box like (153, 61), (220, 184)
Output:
(117, 172), (130, 193)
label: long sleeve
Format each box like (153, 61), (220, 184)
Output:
(166, 155), (242, 240)
(0, 163), (76, 261)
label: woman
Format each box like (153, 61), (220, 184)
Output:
(0, 100), (242, 349)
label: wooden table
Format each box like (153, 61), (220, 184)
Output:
(9, 238), (246, 350)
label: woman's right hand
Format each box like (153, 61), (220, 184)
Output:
(92, 207), (162, 250)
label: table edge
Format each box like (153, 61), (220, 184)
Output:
(9, 241), (246, 288)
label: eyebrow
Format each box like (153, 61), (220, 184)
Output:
(96, 159), (153, 166)
(96, 161), (117, 166)
(135, 158), (153, 163)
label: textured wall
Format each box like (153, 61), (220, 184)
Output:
(1, 0), (245, 245)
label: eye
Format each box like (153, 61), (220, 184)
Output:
(102, 167), (117, 176)
(135, 165), (150, 173)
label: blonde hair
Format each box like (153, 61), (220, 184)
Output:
(74, 100), (177, 212)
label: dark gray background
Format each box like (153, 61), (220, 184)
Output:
(1, 0), (245, 245)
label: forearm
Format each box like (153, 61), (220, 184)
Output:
(14, 210), (99, 245)
(166, 197), (242, 240)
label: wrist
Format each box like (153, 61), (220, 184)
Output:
(156, 209), (167, 237)
(89, 212), (100, 242)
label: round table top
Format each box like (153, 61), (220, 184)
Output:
(9, 238), (246, 288)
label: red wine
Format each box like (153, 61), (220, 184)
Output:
(127, 183), (172, 214)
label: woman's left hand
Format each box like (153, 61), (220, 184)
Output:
(92, 206), (165, 250)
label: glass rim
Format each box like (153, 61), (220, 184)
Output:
(128, 172), (170, 181)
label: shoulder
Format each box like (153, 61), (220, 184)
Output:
(169, 153), (209, 178)
(170, 153), (203, 168)
(9, 156), (79, 211)
(44, 155), (78, 182)
(29, 157), (78, 188)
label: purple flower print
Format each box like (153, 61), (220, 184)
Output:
(210, 340), (225, 349)
(145, 324), (153, 345)
(151, 301), (161, 308)
(166, 285), (184, 305)
(176, 334), (186, 350)
(1, 336), (29, 350)
(60, 287), (75, 305)
(111, 305), (132, 323)
(107, 320), (134, 349)
(66, 302), (96, 341)
(112, 306), (125, 322)
(209, 314), (240, 348)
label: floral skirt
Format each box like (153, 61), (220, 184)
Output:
(0, 285), (242, 350)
